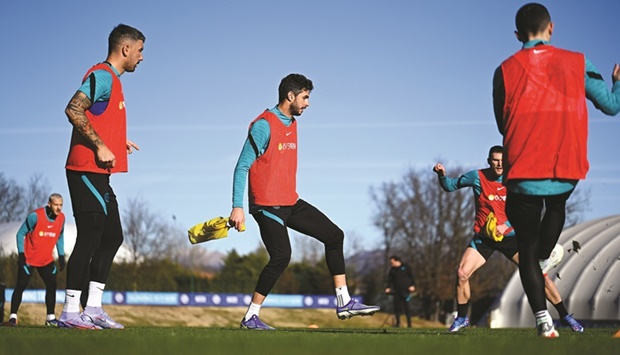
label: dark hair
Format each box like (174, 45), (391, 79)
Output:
(389, 255), (401, 262)
(108, 24), (146, 55)
(278, 73), (313, 103)
(488, 145), (504, 158)
(515, 3), (551, 36)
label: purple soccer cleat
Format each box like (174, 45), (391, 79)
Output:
(240, 315), (275, 330)
(85, 309), (125, 330)
(58, 313), (101, 330)
(336, 299), (380, 320)
(448, 316), (469, 332)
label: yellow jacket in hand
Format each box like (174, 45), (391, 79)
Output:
(484, 212), (504, 242)
(188, 216), (245, 244)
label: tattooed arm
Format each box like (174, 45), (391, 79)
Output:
(65, 91), (116, 168)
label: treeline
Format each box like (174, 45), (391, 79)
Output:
(0, 249), (339, 295)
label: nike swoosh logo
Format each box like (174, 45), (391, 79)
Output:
(67, 294), (75, 298)
(497, 187), (505, 191)
(286, 132), (292, 136)
(47, 225), (54, 228)
(533, 49), (545, 54)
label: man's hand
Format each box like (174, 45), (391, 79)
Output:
(612, 63), (620, 84)
(385, 288), (392, 294)
(229, 207), (246, 232)
(17, 253), (26, 268)
(408, 286), (416, 293)
(433, 163), (446, 177)
(96, 145), (116, 169)
(496, 223), (510, 236)
(127, 139), (140, 154)
(58, 255), (66, 272)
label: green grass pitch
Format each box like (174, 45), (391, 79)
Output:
(1, 326), (617, 355)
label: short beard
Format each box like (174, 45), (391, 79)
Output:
(289, 102), (303, 117)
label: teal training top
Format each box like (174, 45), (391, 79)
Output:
(493, 40), (620, 195)
(438, 170), (515, 237)
(16, 210), (65, 256)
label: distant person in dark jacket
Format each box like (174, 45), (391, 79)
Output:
(385, 255), (416, 328)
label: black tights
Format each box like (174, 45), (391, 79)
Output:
(506, 190), (572, 314)
(252, 199), (346, 296)
(11, 262), (57, 315)
(66, 209), (123, 292)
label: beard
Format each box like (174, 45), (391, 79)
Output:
(289, 102), (304, 117)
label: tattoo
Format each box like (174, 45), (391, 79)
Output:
(65, 91), (104, 147)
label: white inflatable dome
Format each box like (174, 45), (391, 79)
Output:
(489, 215), (620, 328)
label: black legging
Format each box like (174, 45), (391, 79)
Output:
(251, 199), (345, 296)
(66, 208), (124, 291)
(11, 262), (57, 315)
(506, 190), (573, 314)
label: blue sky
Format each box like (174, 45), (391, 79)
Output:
(1, 0), (619, 257)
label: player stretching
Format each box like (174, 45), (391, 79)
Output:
(434, 146), (583, 333)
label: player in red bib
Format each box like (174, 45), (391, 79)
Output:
(229, 74), (379, 330)
(59, 24), (145, 330)
(1, 194), (65, 327)
(494, 3), (620, 337)
(434, 146), (583, 333)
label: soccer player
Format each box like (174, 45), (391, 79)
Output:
(385, 255), (416, 328)
(229, 73), (380, 330)
(1, 194), (65, 327)
(434, 146), (583, 333)
(59, 24), (145, 330)
(493, 3), (620, 337)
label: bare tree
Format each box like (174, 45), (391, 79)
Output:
(0, 172), (49, 223)
(23, 173), (50, 213)
(370, 166), (592, 321)
(123, 196), (180, 262)
(122, 196), (182, 290)
(0, 173), (25, 222)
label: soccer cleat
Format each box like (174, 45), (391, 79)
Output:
(58, 313), (101, 330)
(448, 316), (469, 332)
(336, 299), (380, 320)
(0, 318), (17, 327)
(537, 322), (559, 338)
(561, 314), (584, 333)
(540, 244), (564, 276)
(45, 319), (60, 327)
(85, 310), (125, 329)
(240, 315), (275, 330)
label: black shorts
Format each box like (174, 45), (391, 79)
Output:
(467, 234), (518, 261)
(66, 170), (117, 215)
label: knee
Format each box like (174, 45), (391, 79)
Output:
(268, 253), (291, 272)
(456, 268), (470, 284)
(325, 228), (344, 251)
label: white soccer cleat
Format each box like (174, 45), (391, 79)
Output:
(540, 244), (564, 276)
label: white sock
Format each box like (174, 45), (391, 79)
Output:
(10, 313), (17, 321)
(46, 314), (56, 321)
(86, 281), (105, 308)
(335, 286), (351, 307)
(63, 289), (82, 314)
(244, 302), (262, 321)
(535, 310), (553, 326)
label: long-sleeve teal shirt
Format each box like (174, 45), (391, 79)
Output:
(493, 40), (620, 195)
(232, 106), (294, 211)
(16, 209), (65, 256)
(438, 169), (515, 237)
